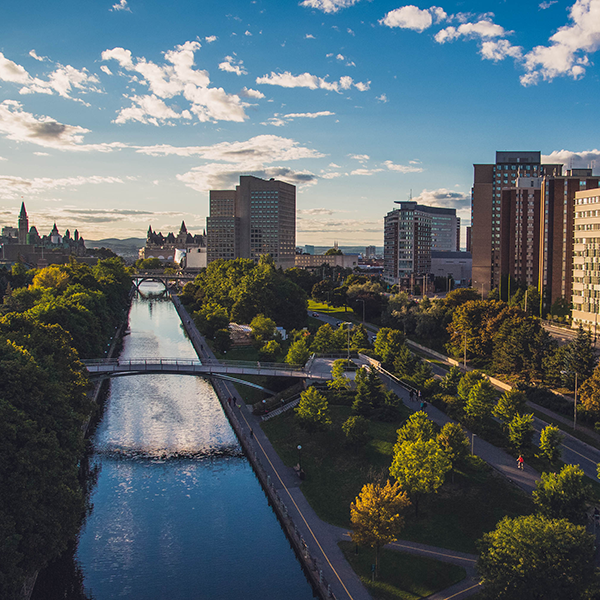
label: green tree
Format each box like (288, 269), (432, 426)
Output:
(258, 339), (282, 362)
(493, 389), (527, 425)
(350, 480), (411, 578)
(328, 358), (351, 390)
(350, 324), (369, 350)
(508, 413), (534, 454)
(477, 514), (595, 600)
(352, 367), (373, 417)
(464, 379), (496, 426)
(311, 323), (337, 353)
(539, 425), (564, 464)
(342, 415), (370, 446)
(193, 302), (229, 339)
(285, 337), (311, 366)
(389, 438), (451, 517)
(249, 313), (277, 346)
(437, 422), (470, 475)
(532, 464), (590, 524)
(457, 370), (484, 403)
(563, 326), (597, 390)
(325, 247), (343, 255)
(439, 365), (462, 395)
(374, 327), (405, 366)
(578, 362), (600, 419)
(295, 386), (331, 431)
(213, 328), (232, 354)
(396, 410), (437, 444)
(392, 344), (418, 378)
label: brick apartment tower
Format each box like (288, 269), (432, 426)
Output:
(207, 175), (296, 270)
(471, 151), (598, 307)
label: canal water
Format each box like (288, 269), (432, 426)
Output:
(35, 283), (315, 600)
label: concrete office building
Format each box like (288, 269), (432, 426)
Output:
(383, 201), (459, 285)
(572, 188), (600, 330)
(207, 175), (296, 269)
(471, 151), (599, 304)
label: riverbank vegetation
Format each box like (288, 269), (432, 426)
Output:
(0, 258), (132, 597)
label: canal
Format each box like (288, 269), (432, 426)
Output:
(33, 283), (315, 600)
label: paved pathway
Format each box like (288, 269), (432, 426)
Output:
(176, 299), (484, 600)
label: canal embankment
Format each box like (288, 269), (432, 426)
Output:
(170, 292), (366, 600)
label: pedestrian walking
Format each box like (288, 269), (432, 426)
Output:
(517, 455), (524, 470)
(420, 401), (425, 411)
(409, 390), (414, 402)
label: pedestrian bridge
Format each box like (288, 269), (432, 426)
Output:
(82, 358), (333, 386)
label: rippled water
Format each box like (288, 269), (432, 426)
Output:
(69, 284), (315, 600)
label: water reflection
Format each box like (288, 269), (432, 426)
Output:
(36, 283), (314, 600)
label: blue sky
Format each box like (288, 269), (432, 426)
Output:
(0, 0), (599, 246)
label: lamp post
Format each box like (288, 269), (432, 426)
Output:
(561, 370), (579, 430)
(343, 321), (352, 362)
(297, 444), (302, 469)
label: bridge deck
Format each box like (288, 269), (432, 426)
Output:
(82, 358), (332, 380)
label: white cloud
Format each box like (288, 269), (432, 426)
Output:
(435, 20), (508, 44)
(256, 70), (369, 93)
(540, 1), (558, 8)
(299, 0), (362, 14)
(244, 30), (252, 36)
(383, 160), (424, 173)
(177, 164), (318, 192)
(0, 156), (6, 161)
(305, 34), (316, 39)
(114, 94), (192, 125)
(0, 100), (124, 152)
(336, 54), (345, 61)
(296, 217), (381, 235)
(102, 41), (248, 123)
(480, 39), (523, 61)
(0, 52), (100, 101)
(412, 188), (470, 210)
(542, 149), (600, 170)
(298, 208), (335, 215)
(0, 175), (124, 200)
(100, 65), (112, 75)
(376, 93), (388, 102)
(239, 86), (265, 98)
(351, 168), (383, 176)
(111, 0), (131, 12)
(33, 152), (49, 156)
(205, 35), (217, 43)
(219, 55), (248, 76)
(262, 110), (335, 126)
(349, 154), (369, 161)
(29, 50), (47, 62)
(380, 6), (447, 32)
(520, 0), (600, 85)
(135, 135), (324, 166)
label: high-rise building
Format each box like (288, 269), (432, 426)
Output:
(383, 201), (459, 284)
(572, 187), (600, 330)
(365, 245), (376, 259)
(471, 151), (598, 305)
(207, 175), (296, 269)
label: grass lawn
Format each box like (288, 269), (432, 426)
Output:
(338, 541), (466, 600)
(308, 299), (358, 322)
(261, 404), (533, 553)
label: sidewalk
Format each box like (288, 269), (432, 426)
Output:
(177, 300), (481, 599)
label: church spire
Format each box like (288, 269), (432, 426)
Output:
(18, 201), (29, 245)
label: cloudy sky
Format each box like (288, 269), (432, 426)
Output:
(1, 0), (599, 246)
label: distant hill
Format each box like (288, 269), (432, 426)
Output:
(86, 238), (145, 259)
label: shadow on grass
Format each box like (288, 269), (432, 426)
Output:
(338, 541), (466, 600)
(262, 404), (533, 553)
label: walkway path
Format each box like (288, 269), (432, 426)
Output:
(173, 296), (481, 600)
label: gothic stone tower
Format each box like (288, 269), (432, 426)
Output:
(18, 202), (28, 245)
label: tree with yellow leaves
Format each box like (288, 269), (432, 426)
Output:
(350, 480), (411, 578)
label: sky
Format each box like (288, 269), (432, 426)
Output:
(0, 0), (599, 247)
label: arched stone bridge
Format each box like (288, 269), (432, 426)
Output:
(82, 357), (334, 393)
(133, 271), (197, 290)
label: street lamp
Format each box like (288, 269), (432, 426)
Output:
(561, 370), (579, 430)
(297, 444), (302, 469)
(342, 321), (352, 362)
